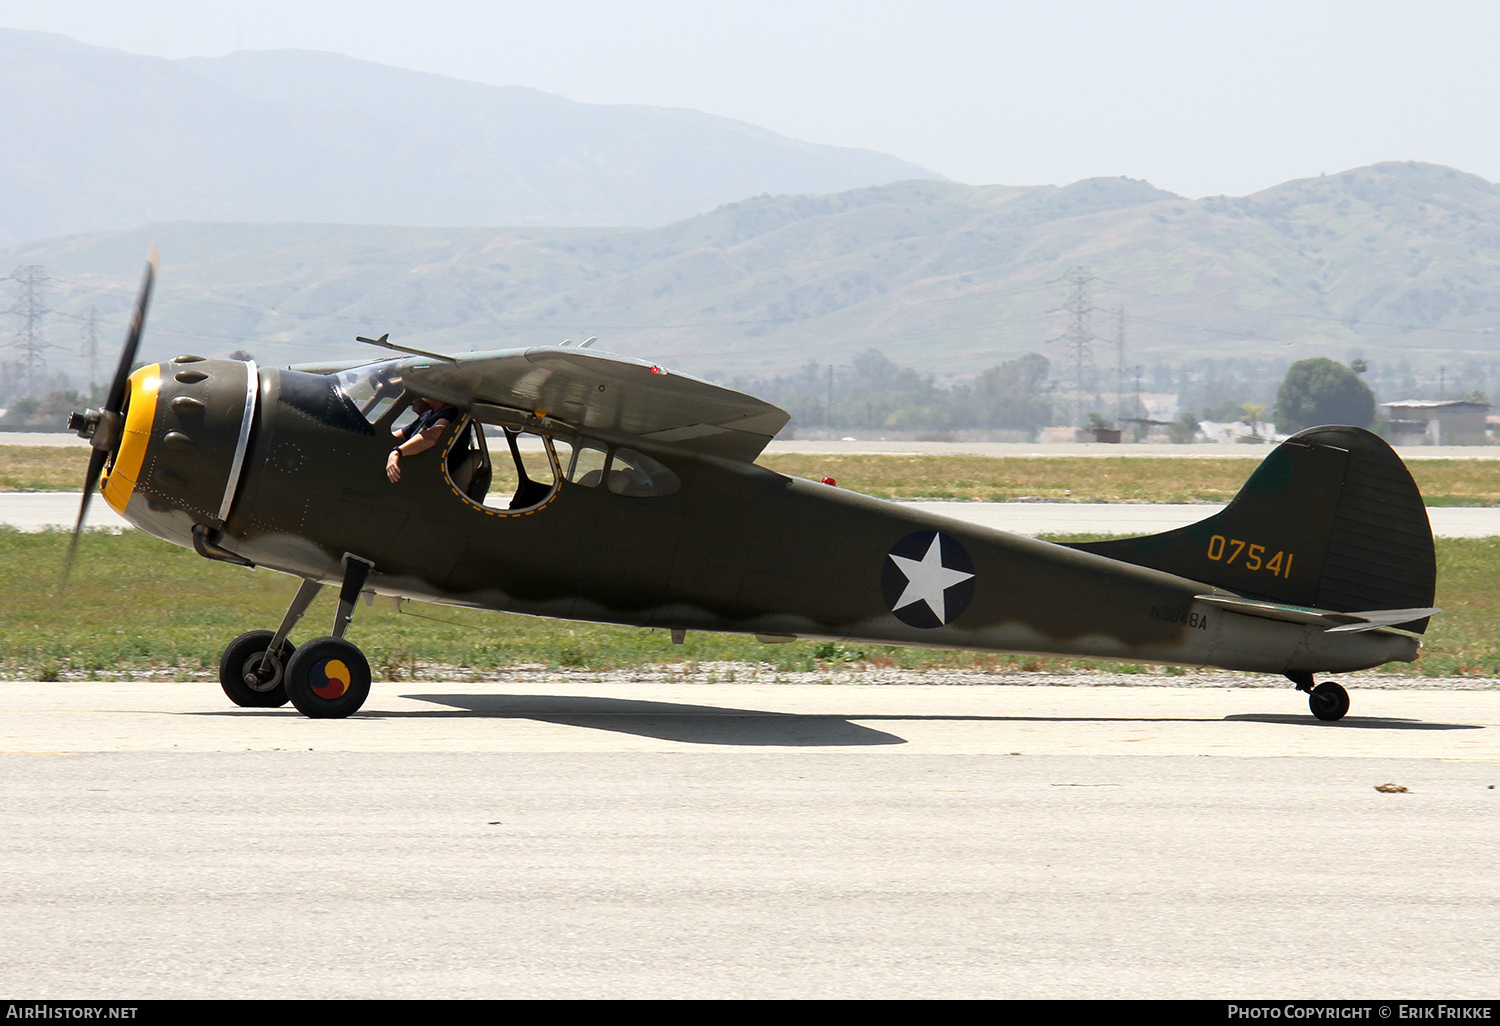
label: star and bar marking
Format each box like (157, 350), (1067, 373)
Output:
(882, 531), (976, 628)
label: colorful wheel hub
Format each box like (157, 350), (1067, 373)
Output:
(310, 658), (352, 699)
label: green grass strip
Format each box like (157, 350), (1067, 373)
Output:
(7, 447), (1500, 505)
(2, 528), (1492, 680)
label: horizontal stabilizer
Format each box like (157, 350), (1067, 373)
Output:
(1195, 594), (1440, 633)
(1324, 607), (1443, 633)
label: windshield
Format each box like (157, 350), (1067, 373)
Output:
(332, 360), (405, 424)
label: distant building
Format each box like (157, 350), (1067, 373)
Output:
(1383, 399), (1491, 445)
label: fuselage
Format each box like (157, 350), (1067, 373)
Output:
(107, 357), (1418, 676)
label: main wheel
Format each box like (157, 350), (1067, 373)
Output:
(1310, 680), (1350, 722)
(219, 630), (294, 708)
(284, 637), (371, 719)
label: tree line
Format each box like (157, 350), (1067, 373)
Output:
(0, 350), (1470, 441)
(734, 350), (1407, 438)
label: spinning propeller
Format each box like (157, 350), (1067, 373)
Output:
(61, 247), (158, 581)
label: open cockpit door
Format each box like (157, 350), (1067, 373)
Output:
(441, 408), (563, 514)
(445, 416), (492, 503)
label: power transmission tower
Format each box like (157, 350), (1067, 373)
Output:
(1047, 266), (1101, 427)
(7, 265), (51, 397)
(84, 305), (99, 399)
(1113, 306), (1127, 423)
(827, 364), (834, 433)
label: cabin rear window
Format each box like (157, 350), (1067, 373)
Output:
(555, 440), (679, 497)
(606, 448), (679, 497)
(559, 441), (608, 487)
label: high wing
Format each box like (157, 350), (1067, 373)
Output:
(351, 346), (788, 463)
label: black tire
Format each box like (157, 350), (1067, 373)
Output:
(219, 630), (294, 708)
(1310, 680), (1350, 722)
(284, 637), (372, 719)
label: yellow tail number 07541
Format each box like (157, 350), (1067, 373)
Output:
(1206, 534), (1293, 578)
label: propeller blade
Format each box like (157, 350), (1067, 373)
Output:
(59, 448), (109, 584)
(60, 246), (157, 585)
(103, 246), (158, 415)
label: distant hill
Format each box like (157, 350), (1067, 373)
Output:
(6, 163), (1500, 388)
(0, 29), (939, 245)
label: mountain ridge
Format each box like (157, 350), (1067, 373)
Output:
(0, 28), (939, 244)
(6, 161), (1498, 391)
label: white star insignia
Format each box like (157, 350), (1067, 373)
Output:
(889, 534), (975, 624)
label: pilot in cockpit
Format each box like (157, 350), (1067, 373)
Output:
(386, 397), (460, 483)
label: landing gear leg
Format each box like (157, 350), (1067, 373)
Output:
(285, 556), (374, 719)
(1285, 671), (1351, 722)
(218, 578), (323, 707)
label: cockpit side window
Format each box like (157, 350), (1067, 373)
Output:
(332, 360), (406, 426)
(279, 370), (377, 435)
(439, 420), (679, 512)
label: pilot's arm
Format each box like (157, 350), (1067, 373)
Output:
(386, 414), (452, 483)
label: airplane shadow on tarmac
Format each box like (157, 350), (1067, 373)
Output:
(373, 694), (1484, 746)
(1222, 713), (1481, 731)
(399, 694), (906, 746)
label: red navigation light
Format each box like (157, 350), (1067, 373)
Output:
(821, 477), (837, 486)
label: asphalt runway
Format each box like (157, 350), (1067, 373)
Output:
(6, 491), (1498, 537)
(1, 678), (1496, 999)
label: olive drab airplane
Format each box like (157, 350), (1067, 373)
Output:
(65, 252), (1439, 721)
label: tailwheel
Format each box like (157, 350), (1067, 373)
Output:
(1309, 680), (1350, 722)
(219, 630), (294, 708)
(284, 637), (371, 719)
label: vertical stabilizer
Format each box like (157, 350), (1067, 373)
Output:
(1067, 426), (1436, 632)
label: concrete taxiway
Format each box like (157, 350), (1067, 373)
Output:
(2, 677), (1497, 758)
(0, 678), (1495, 999)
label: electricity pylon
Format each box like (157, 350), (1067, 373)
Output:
(1047, 266), (1100, 428)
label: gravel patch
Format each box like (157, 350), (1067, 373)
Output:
(404, 663), (1500, 690)
(28, 663), (1499, 690)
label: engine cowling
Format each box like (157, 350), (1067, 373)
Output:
(101, 355), (258, 530)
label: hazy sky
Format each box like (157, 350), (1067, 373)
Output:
(2, 0), (1498, 199)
